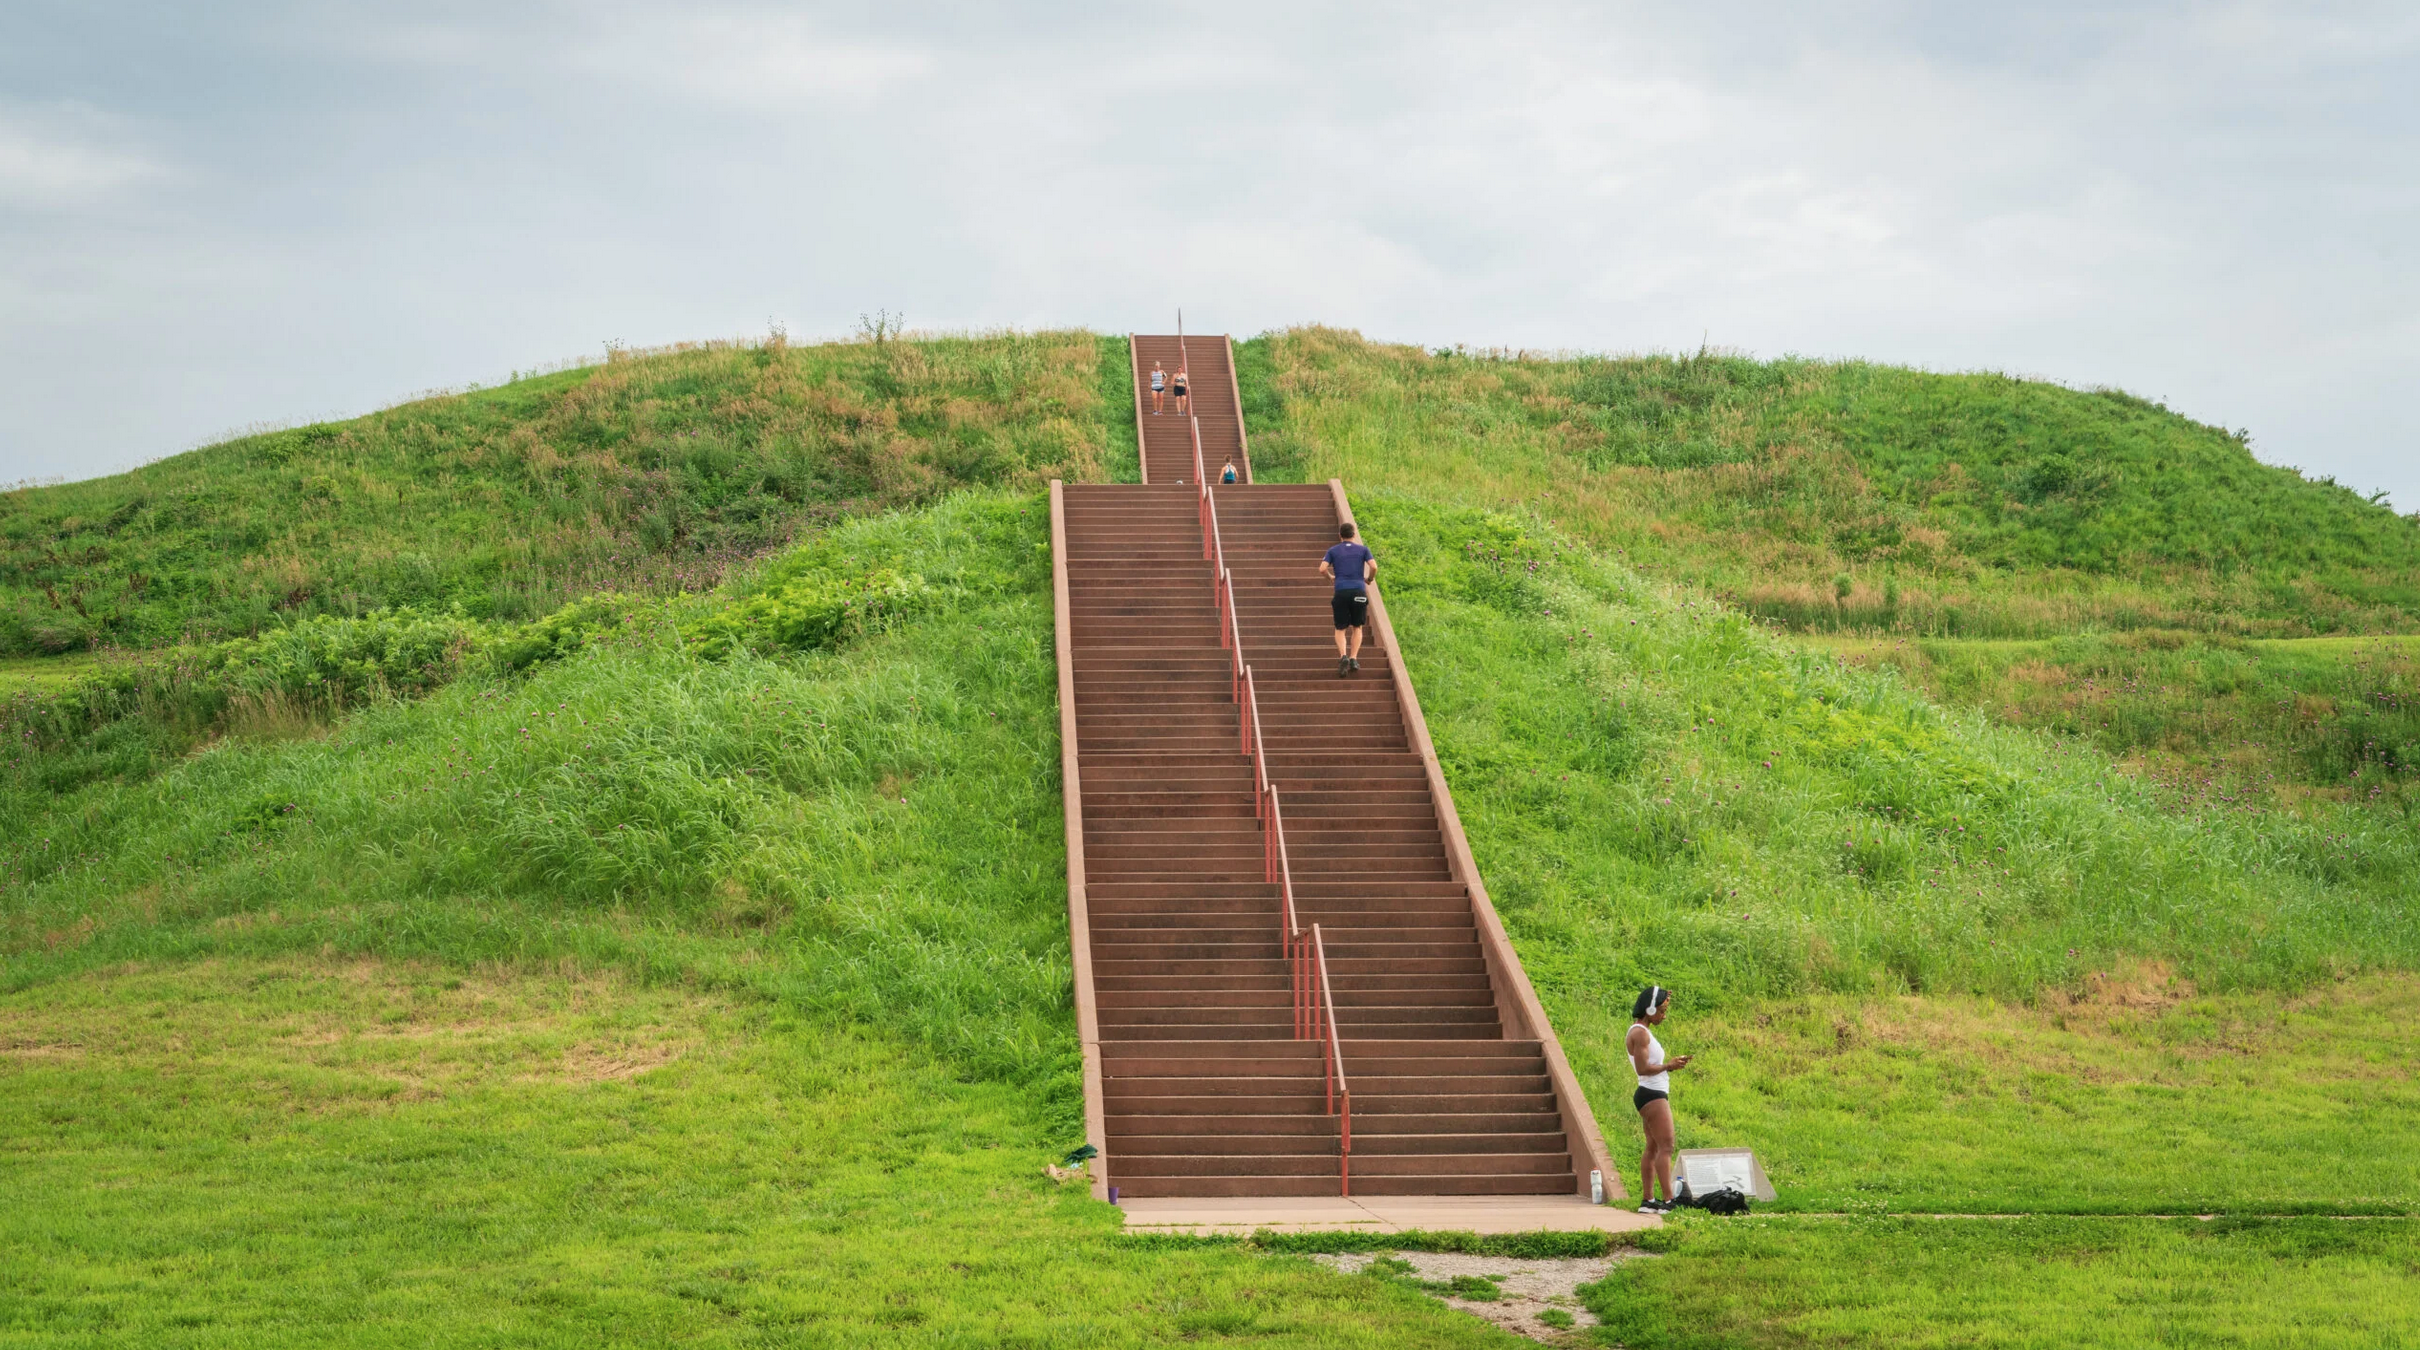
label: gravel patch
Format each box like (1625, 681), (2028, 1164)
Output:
(1311, 1248), (1657, 1342)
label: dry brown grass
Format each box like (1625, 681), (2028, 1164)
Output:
(0, 956), (726, 1108)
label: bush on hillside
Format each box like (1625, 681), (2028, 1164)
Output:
(3, 596), (648, 795)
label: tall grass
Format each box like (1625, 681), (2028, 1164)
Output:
(0, 332), (1116, 655)
(9, 490), (2414, 1099)
(1240, 327), (2420, 639)
(1352, 494), (2420, 1023)
(2, 493), (1076, 1091)
(1812, 631), (2420, 808)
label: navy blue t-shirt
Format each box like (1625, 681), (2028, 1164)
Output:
(1325, 541), (1373, 591)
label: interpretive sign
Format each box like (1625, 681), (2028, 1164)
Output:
(1674, 1148), (1775, 1201)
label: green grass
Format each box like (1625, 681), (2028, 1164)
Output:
(1654, 976), (2419, 1215)
(0, 957), (1517, 1348)
(3, 493), (1076, 1088)
(1583, 1213), (2420, 1349)
(0, 654), (100, 696)
(0, 332), (1118, 656)
(7, 330), (2420, 1343)
(1799, 632), (2420, 809)
(1340, 492), (2416, 1225)
(1352, 493), (2419, 1011)
(1239, 327), (2420, 639)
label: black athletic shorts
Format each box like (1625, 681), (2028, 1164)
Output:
(1634, 1086), (1669, 1112)
(1332, 589), (1368, 630)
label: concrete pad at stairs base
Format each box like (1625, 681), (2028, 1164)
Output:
(1116, 1195), (1660, 1236)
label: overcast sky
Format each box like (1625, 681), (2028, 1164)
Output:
(4, 1), (2414, 506)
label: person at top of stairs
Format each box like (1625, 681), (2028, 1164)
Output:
(1149, 361), (1167, 415)
(1172, 365), (1190, 415)
(1320, 521), (1376, 677)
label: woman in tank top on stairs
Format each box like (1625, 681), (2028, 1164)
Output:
(1627, 985), (1692, 1214)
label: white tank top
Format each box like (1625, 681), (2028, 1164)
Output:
(1150, 370), (1165, 390)
(1632, 1023), (1670, 1092)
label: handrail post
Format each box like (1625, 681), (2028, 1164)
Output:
(1226, 570), (1246, 698)
(1226, 571), (1244, 701)
(1310, 923), (1351, 1196)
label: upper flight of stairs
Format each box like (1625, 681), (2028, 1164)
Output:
(1052, 333), (1614, 1201)
(1129, 334), (1245, 485)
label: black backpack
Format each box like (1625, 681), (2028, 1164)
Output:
(1675, 1185), (1750, 1216)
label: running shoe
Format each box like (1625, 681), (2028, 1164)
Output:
(1337, 656), (1352, 677)
(1347, 656), (1360, 674)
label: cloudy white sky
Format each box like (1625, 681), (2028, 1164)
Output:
(3, 2), (2415, 505)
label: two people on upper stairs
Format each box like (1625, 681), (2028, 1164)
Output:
(1320, 522), (1376, 677)
(1629, 984), (1694, 1214)
(1147, 360), (1190, 416)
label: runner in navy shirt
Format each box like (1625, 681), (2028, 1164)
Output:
(1320, 522), (1375, 676)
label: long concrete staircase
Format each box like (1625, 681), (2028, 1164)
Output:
(1052, 333), (1613, 1201)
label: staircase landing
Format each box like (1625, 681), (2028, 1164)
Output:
(1119, 1194), (1658, 1237)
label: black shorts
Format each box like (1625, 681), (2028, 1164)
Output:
(1634, 1087), (1668, 1112)
(1332, 589), (1368, 629)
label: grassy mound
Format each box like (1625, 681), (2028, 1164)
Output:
(1354, 495), (2418, 1005)
(1236, 327), (2420, 803)
(1810, 631), (2420, 808)
(1239, 327), (2420, 638)
(10, 490), (2411, 1182)
(5, 494), (1074, 1089)
(0, 333), (1137, 656)
(6, 332), (2417, 1343)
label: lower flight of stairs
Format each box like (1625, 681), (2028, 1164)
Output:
(1061, 479), (1588, 1198)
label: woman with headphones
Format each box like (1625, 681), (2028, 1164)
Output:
(1627, 984), (1692, 1213)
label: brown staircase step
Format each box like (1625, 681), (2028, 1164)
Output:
(1100, 1047), (1320, 1074)
(1107, 1155), (1346, 1179)
(1112, 1133), (1354, 1158)
(1110, 1176), (1355, 1199)
(1099, 1024), (1297, 1041)
(1094, 961), (1288, 978)
(1352, 1091), (1556, 1113)
(1347, 1173), (1577, 1197)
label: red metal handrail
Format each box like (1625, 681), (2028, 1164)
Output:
(1223, 570), (1245, 699)
(1191, 416), (1207, 492)
(1308, 923), (1352, 1195)
(1243, 666), (1269, 807)
(1204, 484), (1224, 573)
(1268, 781), (1298, 959)
(1214, 566), (1231, 653)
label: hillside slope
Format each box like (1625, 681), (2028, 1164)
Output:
(1238, 327), (2420, 638)
(9, 488), (2412, 1195)
(4, 336), (2416, 1344)
(0, 333), (1136, 655)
